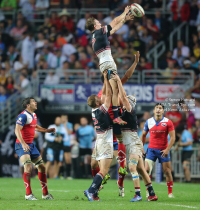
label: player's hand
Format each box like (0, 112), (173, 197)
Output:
(134, 51), (140, 63)
(124, 6), (131, 15)
(22, 143), (30, 153)
(111, 74), (120, 82)
(160, 148), (169, 158)
(47, 128), (56, 134)
(142, 149), (146, 157)
(125, 13), (134, 21)
(103, 70), (108, 79)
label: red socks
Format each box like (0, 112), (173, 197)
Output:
(118, 143), (126, 168)
(24, 172), (32, 195)
(92, 166), (100, 177)
(167, 181), (173, 194)
(38, 172), (48, 196)
(118, 173), (125, 187)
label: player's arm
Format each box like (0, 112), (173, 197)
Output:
(101, 79), (106, 103)
(15, 124), (30, 152)
(121, 51), (140, 85)
(104, 71), (112, 109)
(110, 12), (134, 36)
(109, 6), (130, 28)
(35, 124), (55, 133)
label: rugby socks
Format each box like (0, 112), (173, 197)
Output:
(88, 172), (104, 194)
(38, 172), (48, 196)
(118, 143), (126, 168)
(112, 106), (118, 119)
(167, 181), (173, 194)
(92, 166), (100, 177)
(118, 173), (125, 187)
(146, 183), (155, 196)
(135, 187), (141, 196)
(24, 172), (32, 195)
(66, 164), (71, 177)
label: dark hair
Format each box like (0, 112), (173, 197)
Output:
(154, 103), (164, 110)
(86, 17), (95, 31)
(22, 97), (35, 109)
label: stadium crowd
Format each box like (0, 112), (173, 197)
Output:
(0, 0), (199, 182)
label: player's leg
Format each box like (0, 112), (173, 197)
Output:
(183, 160), (191, 182)
(64, 147), (72, 178)
(53, 150), (60, 178)
(137, 157), (158, 201)
(162, 161), (174, 198)
(46, 148), (54, 178)
(91, 158), (100, 177)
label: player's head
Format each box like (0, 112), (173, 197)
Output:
(55, 116), (61, 126)
(80, 117), (88, 126)
(87, 94), (102, 108)
(154, 103), (164, 117)
(86, 17), (101, 32)
(61, 115), (68, 123)
(22, 97), (37, 111)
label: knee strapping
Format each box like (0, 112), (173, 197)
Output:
(23, 159), (32, 166)
(145, 159), (154, 175)
(34, 158), (44, 168)
(131, 172), (139, 181)
(183, 163), (190, 168)
(129, 158), (138, 166)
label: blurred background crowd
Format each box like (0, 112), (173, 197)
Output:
(0, 0), (200, 182)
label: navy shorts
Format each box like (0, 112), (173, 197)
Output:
(46, 148), (64, 162)
(15, 143), (40, 160)
(146, 148), (170, 163)
(113, 141), (118, 151)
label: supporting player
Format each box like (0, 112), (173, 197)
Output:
(91, 52), (140, 197)
(85, 71), (113, 201)
(15, 97), (55, 200)
(113, 74), (158, 201)
(142, 103), (175, 198)
(86, 7), (134, 125)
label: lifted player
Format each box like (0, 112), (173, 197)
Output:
(15, 97), (55, 200)
(113, 74), (158, 201)
(142, 103), (175, 198)
(86, 7), (134, 125)
(91, 52), (140, 197)
(85, 71), (113, 201)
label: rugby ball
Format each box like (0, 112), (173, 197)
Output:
(131, 3), (145, 17)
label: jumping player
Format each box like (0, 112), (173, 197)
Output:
(91, 52), (140, 197)
(113, 74), (158, 201)
(15, 97), (55, 200)
(142, 103), (175, 198)
(85, 71), (112, 201)
(86, 7), (134, 125)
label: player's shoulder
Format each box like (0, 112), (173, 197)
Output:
(146, 117), (154, 124)
(162, 117), (173, 124)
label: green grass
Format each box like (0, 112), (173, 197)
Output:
(0, 178), (199, 210)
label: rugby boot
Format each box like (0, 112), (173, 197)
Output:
(130, 195), (142, 202)
(25, 194), (38, 200)
(42, 193), (54, 200)
(102, 174), (110, 185)
(118, 167), (128, 175)
(146, 195), (158, 201)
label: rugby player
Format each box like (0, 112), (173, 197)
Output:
(85, 71), (113, 201)
(91, 52), (140, 197)
(142, 103), (175, 198)
(86, 7), (134, 125)
(15, 97), (55, 200)
(113, 74), (158, 201)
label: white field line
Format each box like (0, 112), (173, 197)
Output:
(159, 203), (198, 209)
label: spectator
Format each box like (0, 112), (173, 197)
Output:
(175, 48), (185, 68)
(20, 0), (35, 21)
(0, 68), (6, 86)
(116, 23), (129, 40)
(61, 115), (73, 179)
(62, 43), (77, 61)
(44, 70), (60, 85)
(15, 73), (31, 97)
(172, 40), (190, 59)
(103, 11), (115, 25)
(190, 56), (198, 69)
(76, 117), (96, 178)
(196, 0), (200, 26)
(138, 57), (152, 71)
(5, 75), (14, 94)
(180, 0), (190, 22)
(10, 19), (27, 41)
(140, 28), (153, 50)
(42, 46), (56, 69)
(154, 11), (167, 36)
(0, 85), (7, 109)
(97, 12), (104, 24)
(7, 45), (18, 68)
(50, 11), (59, 26)
(177, 127), (193, 183)
(166, 103), (182, 129)
(35, 0), (49, 10)
(146, 18), (159, 40)
(77, 12), (90, 32)
(0, 35), (5, 55)
(1, 0), (17, 11)
(39, 16), (52, 33)
(36, 32), (45, 49)
(45, 116), (67, 178)
(159, 51), (178, 69)
(21, 32), (35, 69)
(4, 18), (15, 34)
(79, 52), (91, 69)
(190, 0), (198, 26)
(57, 9), (74, 33)
(0, 9), (5, 22)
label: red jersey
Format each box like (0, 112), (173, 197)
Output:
(98, 90), (117, 142)
(16, 110), (37, 144)
(144, 117), (174, 150)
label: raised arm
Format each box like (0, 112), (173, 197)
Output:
(35, 124), (55, 133)
(104, 71), (112, 109)
(121, 51), (140, 85)
(109, 6), (130, 28)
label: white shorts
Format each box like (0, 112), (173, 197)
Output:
(95, 130), (113, 161)
(99, 61), (117, 73)
(92, 146), (96, 160)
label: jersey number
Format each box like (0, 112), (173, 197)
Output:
(92, 118), (98, 125)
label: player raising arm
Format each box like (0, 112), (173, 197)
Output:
(15, 97), (55, 200)
(142, 103), (175, 198)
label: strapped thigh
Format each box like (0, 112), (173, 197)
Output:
(34, 158), (44, 168)
(23, 159), (32, 166)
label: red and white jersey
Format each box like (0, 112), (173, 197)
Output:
(16, 110), (37, 144)
(144, 117), (174, 150)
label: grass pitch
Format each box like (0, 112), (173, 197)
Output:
(0, 178), (199, 210)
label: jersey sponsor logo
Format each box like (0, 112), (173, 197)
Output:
(161, 123), (167, 127)
(92, 118), (98, 125)
(151, 130), (165, 133)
